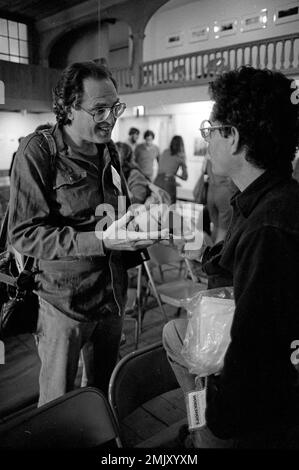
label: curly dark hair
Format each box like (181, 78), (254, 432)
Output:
(209, 66), (299, 172)
(170, 135), (185, 156)
(52, 61), (118, 126)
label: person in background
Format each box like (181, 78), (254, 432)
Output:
(154, 135), (188, 204)
(116, 141), (151, 205)
(163, 66), (299, 448)
(8, 61), (159, 407)
(134, 129), (160, 181)
(126, 127), (140, 154)
(9, 137), (24, 178)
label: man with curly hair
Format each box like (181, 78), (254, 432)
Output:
(8, 62), (157, 406)
(163, 66), (299, 448)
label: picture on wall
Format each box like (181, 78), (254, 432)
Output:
(189, 25), (209, 43)
(214, 19), (237, 39)
(166, 31), (183, 48)
(274, 3), (299, 25)
(240, 9), (268, 32)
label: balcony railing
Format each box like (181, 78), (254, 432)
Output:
(112, 33), (299, 94)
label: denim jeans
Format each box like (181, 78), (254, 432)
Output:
(36, 297), (123, 406)
(162, 319), (234, 448)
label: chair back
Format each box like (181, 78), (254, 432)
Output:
(109, 342), (178, 424)
(148, 243), (181, 266)
(0, 387), (122, 449)
(0, 334), (40, 420)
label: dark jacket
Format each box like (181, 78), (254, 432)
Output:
(8, 125), (142, 321)
(204, 170), (299, 439)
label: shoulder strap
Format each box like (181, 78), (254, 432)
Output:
(37, 129), (57, 170)
(0, 207), (9, 252)
(1, 130), (57, 275)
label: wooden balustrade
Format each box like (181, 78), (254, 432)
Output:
(139, 33), (299, 91)
(111, 33), (299, 94)
(110, 66), (135, 91)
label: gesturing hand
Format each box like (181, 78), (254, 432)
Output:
(102, 211), (169, 252)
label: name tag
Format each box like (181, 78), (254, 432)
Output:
(111, 166), (122, 194)
(186, 388), (206, 430)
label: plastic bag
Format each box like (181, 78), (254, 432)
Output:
(181, 287), (235, 377)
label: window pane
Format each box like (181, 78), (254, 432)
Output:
(0, 53), (8, 61)
(19, 40), (28, 57)
(10, 55), (19, 63)
(9, 38), (19, 55)
(0, 19), (7, 36)
(8, 21), (18, 38)
(0, 36), (8, 54)
(19, 57), (28, 64)
(18, 23), (27, 40)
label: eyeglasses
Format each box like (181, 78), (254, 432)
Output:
(79, 102), (126, 123)
(200, 119), (232, 141)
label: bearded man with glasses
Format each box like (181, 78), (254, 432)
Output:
(163, 66), (299, 448)
(8, 61), (159, 405)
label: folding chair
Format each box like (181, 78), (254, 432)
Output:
(108, 342), (181, 447)
(123, 264), (144, 350)
(0, 387), (122, 449)
(142, 244), (207, 318)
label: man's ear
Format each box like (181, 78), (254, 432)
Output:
(230, 126), (240, 154)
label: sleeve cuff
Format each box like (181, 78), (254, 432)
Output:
(76, 231), (106, 257)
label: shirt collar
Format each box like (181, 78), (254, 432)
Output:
(52, 123), (67, 154)
(232, 169), (293, 218)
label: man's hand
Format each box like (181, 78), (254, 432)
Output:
(102, 211), (169, 251)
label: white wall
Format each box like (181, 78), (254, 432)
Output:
(67, 25), (106, 64)
(66, 20), (130, 69)
(0, 111), (55, 169)
(144, 0), (299, 61)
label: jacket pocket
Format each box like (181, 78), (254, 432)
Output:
(53, 169), (89, 218)
(53, 170), (87, 190)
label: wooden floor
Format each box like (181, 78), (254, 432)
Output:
(115, 263), (207, 447)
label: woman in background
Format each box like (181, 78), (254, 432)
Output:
(154, 135), (188, 204)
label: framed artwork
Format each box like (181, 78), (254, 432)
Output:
(214, 19), (237, 39)
(240, 9), (268, 32)
(274, 3), (299, 25)
(166, 32), (183, 48)
(189, 25), (209, 43)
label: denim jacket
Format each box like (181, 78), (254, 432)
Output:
(8, 125), (142, 321)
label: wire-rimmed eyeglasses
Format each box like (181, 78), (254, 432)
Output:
(200, 119), (232, 141)
(80, 102), (126, 123)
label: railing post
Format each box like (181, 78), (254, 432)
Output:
(249, 46), (252, 67)
(130, 28), (145, 90)
(264, 43), (268, 68)
(280, 39), (285, 70)
(289, 38), (294, 68)
(256, 44), (260, 68)
(272, 41), (277, 70)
